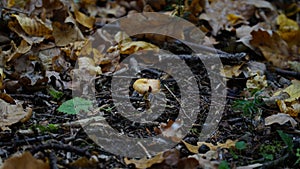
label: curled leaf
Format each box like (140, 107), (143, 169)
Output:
(265, 113), (297, 127)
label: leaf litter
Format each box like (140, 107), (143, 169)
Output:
(0, 0), (299, 168)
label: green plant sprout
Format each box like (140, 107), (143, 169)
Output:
(232, 91), (264, 118)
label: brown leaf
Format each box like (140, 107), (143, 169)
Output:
(1, 152), (50, 169)
(0, 99), (32, 128)
(124, 152), (165, 169)
(250, 29), (291, 69)
(74, 9), (95, 29)
(11, 14), (52, 38)
(265, 113), (297, 127)
(52, 21), (85, 46)
(183, 139), (237, 153)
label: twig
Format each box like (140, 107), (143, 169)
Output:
(274, 67), (300, 80)
(48, 151), (58, 169)
(30, 143), (91, 158)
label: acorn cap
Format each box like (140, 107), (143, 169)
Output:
(133, 78), (160, 94)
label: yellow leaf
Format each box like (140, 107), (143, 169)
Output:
(265, 113), (297, 127)
(74, 10), (95, 29)
(183, 139), (237, 153)
(124, 152), (164, 169)
(274, 80), (300, 102)
(221, 64), (243, 78)
(11, 14), (52, 38)
(246, 71), (267, 90)
(120, 41), (159, 55)
(227, 13), (244, 25)
(276, 14), (300, 45)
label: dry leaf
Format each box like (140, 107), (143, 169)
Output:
(159, 120), (183, 142)
(11, 14), (52, 38)
(52, 22), (85, 46)
(119, 41), (159, 55)
(276, 13), (299, 45)
(189, 154), (219, 169)
(199, 0), (256, 35)
(246, 71), (267, 90)
(221, 64), (243, 78)
(0, 99), (32, 128)
(274, 80), (300, 102)
(124, 152), (164, 169)
(8, 21), (45, 45)
(1, 151), (50, 169)
(0, 68), (4, 90)
(265, 113), (297, 127)
(276, 100), (299, 117)
(250, 29), (291, 69)
(74, 10), (95, 29)
(182, 139), (237, 154)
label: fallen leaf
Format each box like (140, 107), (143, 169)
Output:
(246, 71), (268, 90)
(199, 0), (258, 36)
(189, 154), (219, 169)
(0, 99), (32, 128)
(265, 113), (297, 127)
(52, 21), (85, 46)
(0, 68), (4, 90)
(69, 157), (98, 168)
(1, 151), (50, 169)
(11, 14), (52, 38)
(274, 80), (300, 102)
(74, 9), (95, 29)
(276, 13), (299, 45)
(221, 64), (243, 78)
(276, 100), (299, 117)
(124, 152), (164, 169)
(119, 41), (159, 55)
(159, 120), (183, 142)
(250, 29), (291, 69)
(182, 139), (237, 153)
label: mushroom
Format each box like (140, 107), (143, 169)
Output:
(133, 78), (160, 95)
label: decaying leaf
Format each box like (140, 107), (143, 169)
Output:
(274, 80), (300, 102)
(52, 21), (85, 46)
(74, 9), (95, 29)
(265, 113), (297, 127)
(250, 29), (291, 69)
(277, 100), (299, 117)
(246, 71), (267, 90)
(182, 139), (237, 154)
(199, 0), (264, 35)
(119, 41), (159, 55)
(0, 99), (32, 128)
(69, 157), (98, 168)
(276, 13), (300, 45)
(221, 64), (243, 78)
(0, 68), (4, 90)
(159, 120), (184, 142)
(189, 154), (219, 169)
(124, 152), (164, 169)
(1, 151), (50, 169)
(11, 14), (52, 38)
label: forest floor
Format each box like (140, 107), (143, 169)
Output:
(0, 0), (300, 169)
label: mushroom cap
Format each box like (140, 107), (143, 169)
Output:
(133, 78), (160, 94)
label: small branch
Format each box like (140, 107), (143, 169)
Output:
(274, 67), (300, 80)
